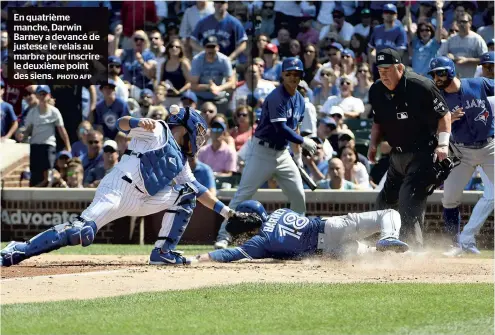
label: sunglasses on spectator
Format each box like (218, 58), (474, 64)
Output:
(103, 147), (116, 153)
(24, 91), (35, 96)
(432, 70), (448, 77)
(383, 11), (395, 15)
(202, 109), (216, 114)
(170, 45), (181, 49)
(88, 140), (100, 145)
(342, 55), (352, 59)
(255, 63), (264, 68)
(237, 113), (248, 117)
(333, 15), (343, 19)
(358, 69), (369, 73)
(329, 53), (338, 57)
(134, 37), (145, 42)
(459, 20), (470, 24)
(205, 45), (216, 49)
(37, 92), (47, 96)
(419, 29), (431, 33)
(151, 36), (161, 40)
(151, 113), (163, 119)
(322, 72), (332, 77)
(109, 64), (121, 68)
(211, 127), (224, 133)
(263, 5), (274, 10)
(450, 29), (459, 33)
(340, 81), (352, 86)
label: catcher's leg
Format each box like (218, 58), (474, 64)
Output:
(1, 217), (97, 267)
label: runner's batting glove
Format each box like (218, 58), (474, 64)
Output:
(302, 137), (318, 156)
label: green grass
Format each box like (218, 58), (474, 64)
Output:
(0, 243), (213, 256)
(2, 283), (493, 335)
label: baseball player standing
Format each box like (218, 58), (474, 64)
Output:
(214, 57), (318, 249)
(427, 56), (494, 255)
(1, 106), (248, 267)
(191, 200), (409, 263)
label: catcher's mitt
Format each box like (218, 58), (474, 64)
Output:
(226, 212), (263, 236)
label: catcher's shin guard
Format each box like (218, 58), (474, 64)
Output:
(1, 217), (97, 266)
(156, 184), (197, 252)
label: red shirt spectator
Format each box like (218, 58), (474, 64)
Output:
(1, 70), (28, 116)
(121, 1), (158, 38)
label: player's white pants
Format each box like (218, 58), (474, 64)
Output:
(458, 168), (494, 246)
(217, 140), (306, 241)
(442, 141), (494, 208)
(318, 209), (401, 256)
(80, 168), (182, 232)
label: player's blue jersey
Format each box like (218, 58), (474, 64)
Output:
(209, 209), (324, 262)
(254, 85), (305, 149)
(368, 24), (408, 52)
(441, 78), (494, 143)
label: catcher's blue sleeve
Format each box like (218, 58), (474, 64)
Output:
(208, 235), (267, 262)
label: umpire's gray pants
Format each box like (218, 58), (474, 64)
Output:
(217, 139), (306, 242)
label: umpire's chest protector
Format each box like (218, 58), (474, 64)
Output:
(139, 123), (185, 196)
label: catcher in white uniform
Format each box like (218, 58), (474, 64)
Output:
(1, 106), (247, 266)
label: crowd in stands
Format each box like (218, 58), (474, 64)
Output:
(1, 1), (493, 192)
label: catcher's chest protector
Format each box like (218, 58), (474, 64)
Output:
(139, 122), (185, 196)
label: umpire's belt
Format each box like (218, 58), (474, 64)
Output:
(256, 137), (286, 151)
(124, 149), (143, 158)
(392, 140), (436, 153)
(454, 135), (494, 149)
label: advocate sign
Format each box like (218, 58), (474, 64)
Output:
(1, 210), (79, 226)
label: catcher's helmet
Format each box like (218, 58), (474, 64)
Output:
(428, 56), (456, 79)
(282, 57), (304, 73)
(236, 200), (269, 222)
(167, 105), (208, 155)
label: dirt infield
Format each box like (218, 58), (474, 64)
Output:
(1, 252), (493, 305)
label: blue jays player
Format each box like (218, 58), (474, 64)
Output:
(214, 57), (318, 249)
(428, 57), (494, 255)
(1, 106), (244, 267)
(192, 201), (409, 263)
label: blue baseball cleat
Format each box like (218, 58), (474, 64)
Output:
(376, 238), (409, 253)
(1, 241), (28, 267)
(149, 248), (191, 265)
(462, 244), (481, 254)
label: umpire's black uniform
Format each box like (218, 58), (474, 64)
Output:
(369, 49), (449, 249)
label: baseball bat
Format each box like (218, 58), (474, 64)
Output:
(297, 164), (318, 191)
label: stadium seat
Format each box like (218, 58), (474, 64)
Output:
(344, 119), (372, 131)
(215, 173), (242, 190)
(353, 129), (371, 140)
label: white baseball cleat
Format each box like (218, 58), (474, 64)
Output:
(214, 240), (229, 249)
(443, 246), (464, 257)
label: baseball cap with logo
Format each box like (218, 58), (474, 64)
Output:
(203, 35), (219, 47)
(383, 3), (398, 13)
(480, 51), (494, 64)
(108, 56), (121, 65)
(103, 140), (118, 152)
(181, 90), (198, 103)
(282, 57), (303, 72)
(376, 48), (402, 67)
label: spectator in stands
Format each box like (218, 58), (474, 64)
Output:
(187, 155), (217, 196)
(0, 79), (17, 140)
(337, 129), (371, 173)
(115, 131), (130, 159)
(1, 57), (28, 116)
(340, 49), (357, 84)
(132, 88), (154, 118)
(302, 137), (329, 182)
(318, 5), (355, 48)
(0, 30), (7, 60)
(147, 105), (167, 120)
(19, 86), (38, 127)
(164, 21), (180, 47)
(406, 2), (443, 76)
(230, 105), (255, 151)
(271, 27), (291, 59)
(80, 130), (104, 180)
(477, 9), (494, 43)
(262, 43), (282, 85)
(253, 33), (270, 59)
(153, 84), (167, 108)
(301, 43), (321, 85)
(353, 64), (374, 118)
(65, 160), (85, 189)
(234, 64), (275, 109)
(190, 1), (248, 61)
(313, 67), (338, 106)
(160, 38), (192, 108)
(119, 2), (158, 50)
(149, 30), (166, 82)
(54, 150), (72, 180)
(297, 81), (317, 138)
(353, 9), (372, 38)
(273, 2), (303, 39)
(312, 42), (343, 88)
(322, 76), (365, 119)
(179, 1), (215, 58)
(16, 86), (71, 187)
(84, 140), (119, 188)
(198, 120), (237, 176)
(480, 51), (494, 78)
(72, 121), (93, 158)
(289, 39), (302, 58)
(368, 4), (408, 80)
(200, 101), (218, 127)
(349, 33), (369, 64)
(180, 90), (198, 109)
(114, 29), (156, 91)
(191, 36), (236, 115)
(488, 39), (495, 52)
(94, 80), (130, 140)
(108, 56), (129, 102)
(211, 113), (236, 149)
(339, 146), (371, 189)
(439, 12), (488, 78)
(296, 18), (319, 47)
(258, 2), (276, 37)
(314, 157), (357, 190)
(315, 117), (336, 160)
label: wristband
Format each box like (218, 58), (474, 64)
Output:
(214, 201), (233, 219)
(438, 132), (450, 146)
(129, 118), (140, 129)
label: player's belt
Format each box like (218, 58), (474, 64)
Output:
(256, 137), (285, 151)
(124, 149), (143, 158)
(454, 135), (494, 149)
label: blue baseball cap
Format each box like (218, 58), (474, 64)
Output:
(383, 3), (398, 13)
(108, 56), (121, 65)
(480, 51), (494, 64)
(342, 48), (355, 58)
(210, 120), (226, 133)
(282, 57), (303, 72)
(56, 150), (72, 160)
(487, 39), (494, 47)
(140, 88), (154, 98)
(181, 90), (198, 103)
(100, 79), (117, 89)
(329, 42), (344, 52)
(36, 85), (51, 94)
(320, 117), (337, 127)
